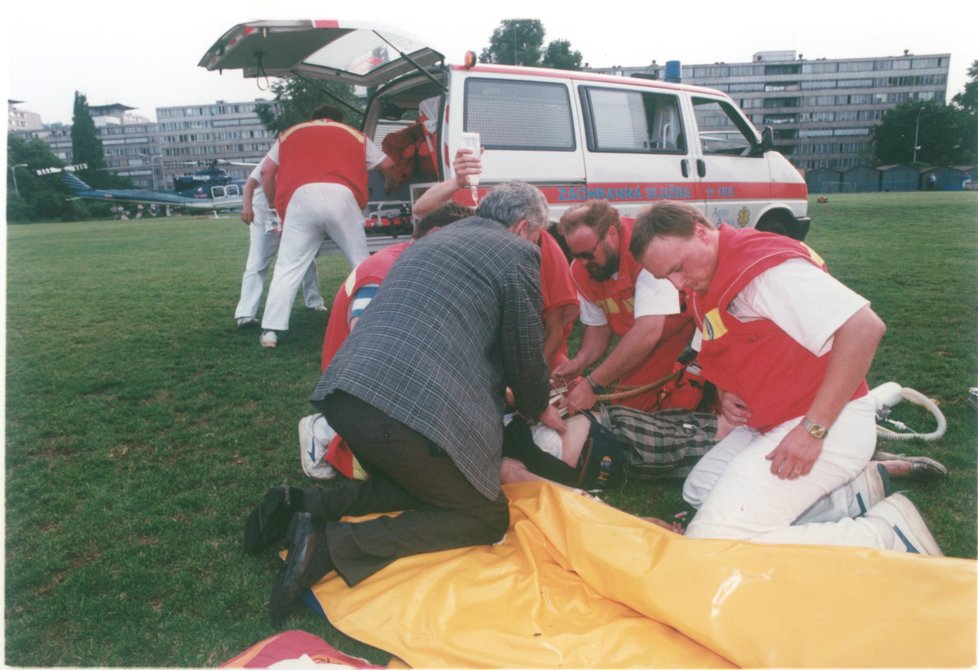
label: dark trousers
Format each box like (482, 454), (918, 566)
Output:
(316, 391), (510, 586)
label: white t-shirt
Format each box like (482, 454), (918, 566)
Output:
(578, 269), (680, 326)
(248, 152), (276, 225)
(728, 258), (869, 356)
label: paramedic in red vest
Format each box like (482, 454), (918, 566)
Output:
(257, 105), (397, 348)
(629, 200), (942, 555)
(412, 149), (579, 369)
(299, 203), (474, 481)
(553, 201), (697, 414)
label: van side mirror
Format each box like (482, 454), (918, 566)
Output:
(759, 126), (774, 153)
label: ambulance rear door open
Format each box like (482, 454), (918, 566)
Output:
(199, 20), (444, 89)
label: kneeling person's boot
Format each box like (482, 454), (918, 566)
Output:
(269, 512), (335, 626)
(244, 485), (308, 555)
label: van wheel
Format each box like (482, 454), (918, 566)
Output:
(756, 211), (797, 239)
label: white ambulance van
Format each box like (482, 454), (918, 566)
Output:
(201, 20), (811, 239)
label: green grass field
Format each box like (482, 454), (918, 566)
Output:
(5, 192), (977, 666)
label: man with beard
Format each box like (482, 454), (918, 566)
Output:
(553, 201), (698, 415)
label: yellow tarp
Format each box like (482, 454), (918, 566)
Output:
(311, 482), (976, 667)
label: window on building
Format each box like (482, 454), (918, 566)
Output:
(834, 127), (870, 136)
(728, 82), (764, 92)
(839, 60), (874, 72)
(693, 65), (730, 78)
(838, 78), (873, 88)
(801, 80), (837, 89)
(463, 78), (575, 150)
(764, 64), (801, 75)
(729, 65), (759, 76)
(802, 62), (839, 74)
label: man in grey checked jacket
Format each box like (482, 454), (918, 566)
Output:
(251, 181), (567, 625)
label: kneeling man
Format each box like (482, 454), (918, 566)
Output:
(628, 201), (941, 555)
(246, 182), (565, 624)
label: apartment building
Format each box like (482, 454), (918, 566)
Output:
(12, 99), (274, 190)
(590, 50), (950, 170)
(8, 100), (43, 132)
(155, 99), (276, 185)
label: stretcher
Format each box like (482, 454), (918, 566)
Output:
(309, 482), (976, 667)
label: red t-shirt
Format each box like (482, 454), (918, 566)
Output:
(274, 120), (370, 221)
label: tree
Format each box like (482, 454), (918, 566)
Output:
(951, 60), (978, 115)
(7, 134), (107, 223)
(255, 76), (363, 136)
(871, 100), (967, 166)
(541, 39), (583, 71)
(480, 20), (545, 66)
(950, 60), (978, 164)
(70, 91), (111, 188)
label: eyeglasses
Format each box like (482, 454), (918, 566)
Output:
(572, 233), (604, 261)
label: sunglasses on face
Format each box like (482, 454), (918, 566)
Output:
(572, 234), (604, 261)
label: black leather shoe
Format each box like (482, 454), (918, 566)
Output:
(243, 485), (305, 555)
(269, 512), (334, 626)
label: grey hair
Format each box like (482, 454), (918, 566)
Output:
(475, 181), (549, 232)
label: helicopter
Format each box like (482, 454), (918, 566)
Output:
(41, 161), (248, 212)
(171, 162), (247, 200)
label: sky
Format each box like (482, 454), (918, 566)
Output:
(5, 0), (976, 126)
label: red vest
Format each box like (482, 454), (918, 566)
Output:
(274, 120), (370, 220)
(539, 230), (578, 369)
(571, 217), (696, 411)
(691, 225), (868, 431)
(321, 242), (410, 478)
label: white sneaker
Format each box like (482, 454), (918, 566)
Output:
(236, 316), (259, 328)
(309, 304), (329, 313)
(848, 462), (892, 517)
(299, 414), (337, 480)
(866, 493), (943, 555)
(259, 330), (277, 348)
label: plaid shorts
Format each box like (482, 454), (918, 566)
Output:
(604, 406), (718, 481)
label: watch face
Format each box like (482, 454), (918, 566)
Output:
(803, 419), (827, 439)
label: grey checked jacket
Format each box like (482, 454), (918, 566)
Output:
(311, 217), (551, 499)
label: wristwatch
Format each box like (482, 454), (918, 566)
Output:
(585, 373), (606, 395)
(800, 417), (828, 439)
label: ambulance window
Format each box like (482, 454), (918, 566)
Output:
(464, 78), (575, 151)
(691, 97), (758, 156)
(580, 87), (685, 154)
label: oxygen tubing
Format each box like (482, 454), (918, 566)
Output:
(876, 386), (947, 441)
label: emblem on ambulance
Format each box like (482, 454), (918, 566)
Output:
(737, 207), (751, 228)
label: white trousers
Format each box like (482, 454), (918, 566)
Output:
(683, 395), (905, 550)
(234, 218), (322, 319)
(262, 183), (368, 332)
